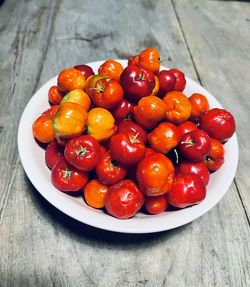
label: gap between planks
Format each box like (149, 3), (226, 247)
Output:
(0, 0), (60, 224)
(170, 0), (249, 223)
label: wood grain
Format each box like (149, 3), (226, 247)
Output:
(0, 0), (59, 221)
(1, 163), (249, 286)
(173, 0), (250, 220)
(0, 0), (249, 286)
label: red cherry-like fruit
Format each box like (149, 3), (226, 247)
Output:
(200, 108), (236, 142)
(158, 70), (176, 96)
(169, 68), (186, 92)
(180, 129), (211, 162)
(74, 64), (94, 79)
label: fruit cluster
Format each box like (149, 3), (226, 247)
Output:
(32, 48), (236, 219)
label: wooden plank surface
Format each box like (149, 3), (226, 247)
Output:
(173, 0), (250, 220)
(0, 0), (59, 221)
(0, 0), (249, 286)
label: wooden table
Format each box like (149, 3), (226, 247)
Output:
(0, 0), (249, 286)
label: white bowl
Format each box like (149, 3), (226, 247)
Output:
(18, 60), (238, 233)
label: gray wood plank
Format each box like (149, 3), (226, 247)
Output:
(0, 0), (249, 286)
(37, 0), (199, 87)
(1, 162), (249, 287)
(172, 0), (250, 219)
(0, 0), (59, 220)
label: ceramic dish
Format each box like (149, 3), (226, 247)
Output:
(18, 60), (238, 233)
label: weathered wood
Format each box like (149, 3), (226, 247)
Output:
(172, 0), (250, 220)
(1, 163), (249, 287)
(0, 0), (59, 221)
(0, 0), (249, 286)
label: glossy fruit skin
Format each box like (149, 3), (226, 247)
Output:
(85, 74), (105, 98)
(176, 161), (210, 186)
(87, 107), (115, 142)
(51, 158), (88, 192)
(145, 195), (168, 215)
(128, 55), (139, 66)
(57, 68), (86, 93)
(169, 68), (186, 92)
(133, 112), (157, 130)
(42, 105), (59, 119)
(111, 99), (133, 123)
(133, 96), (166, 129)
(148, 122), (181, 154)
(110, 133), (146, 166)
(83, 179), (108, 209)
(95, 151), (127, 185)
(117, 120), (148, 144)
(200, 108), (236, 142)
(91, 78), (124, 109)
(45, 140), (64, 169)
(64, 135), (101, 171)
(158, 70), (176, 95)
(105, 179), (144, 219)
(48, 86), (64, 105)
(74, 64), (94, 79)
(32, 115), (55, 143)
(180, 129), (211, 162)
(138, 48), (160, 74)
(98, 59), (124, 80)
(120, 65), (155, 100)
(163, 91), (192, 124)
(204, 138), (224, 171)
(61, 89), (91, 111)
(53, 102), (87, 139)
(178, 121), (198, 137)
(166, 174), (206, 208)
(189, 93), (209, 122)
(55, 135), (68, 147)
(136, 153), (175, 196)
(144, 147), (156, 158)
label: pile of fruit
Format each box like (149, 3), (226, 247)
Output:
(32, 48), (236, 219)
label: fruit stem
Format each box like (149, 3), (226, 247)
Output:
(110, 160), (118, 166)
(63, 169), (72, 178)
(138, 70), (144, 81)
(160, 57), (172, 63)
(89, 87), (104, 93)
(76, 147), (89, 156)
(173, 148), (179, 164)
(130, 132), (139, 144)
(180, 139), (194, 146)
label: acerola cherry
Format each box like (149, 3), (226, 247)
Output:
(180, 129), (211, 162)
(200, 108), (236, 142)
(158, 70), (176, 96)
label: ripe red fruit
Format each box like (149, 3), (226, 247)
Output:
(51, 159), (88, 192)
(200, 108), (236, 142)
(95, 151), (127, 185)
(136, 153), (175, 196)
(176, 161), (210, 186)
(204, 138), (225, 171)
(167, 174), (206, 208)
(110, 133), (146, 166)
(74, 64), (94, 79)
(178, 121), (198, 137)
(145, 195), (168, 215)
(180, 129), (211, 161)
(64, 135), (101, 171)
(169, 68), (186, 91)
(45, 140), (64, 169)
(105, 180), (144, 219)
(120, 65), (155, 101)
(158, 70), (176, 95)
